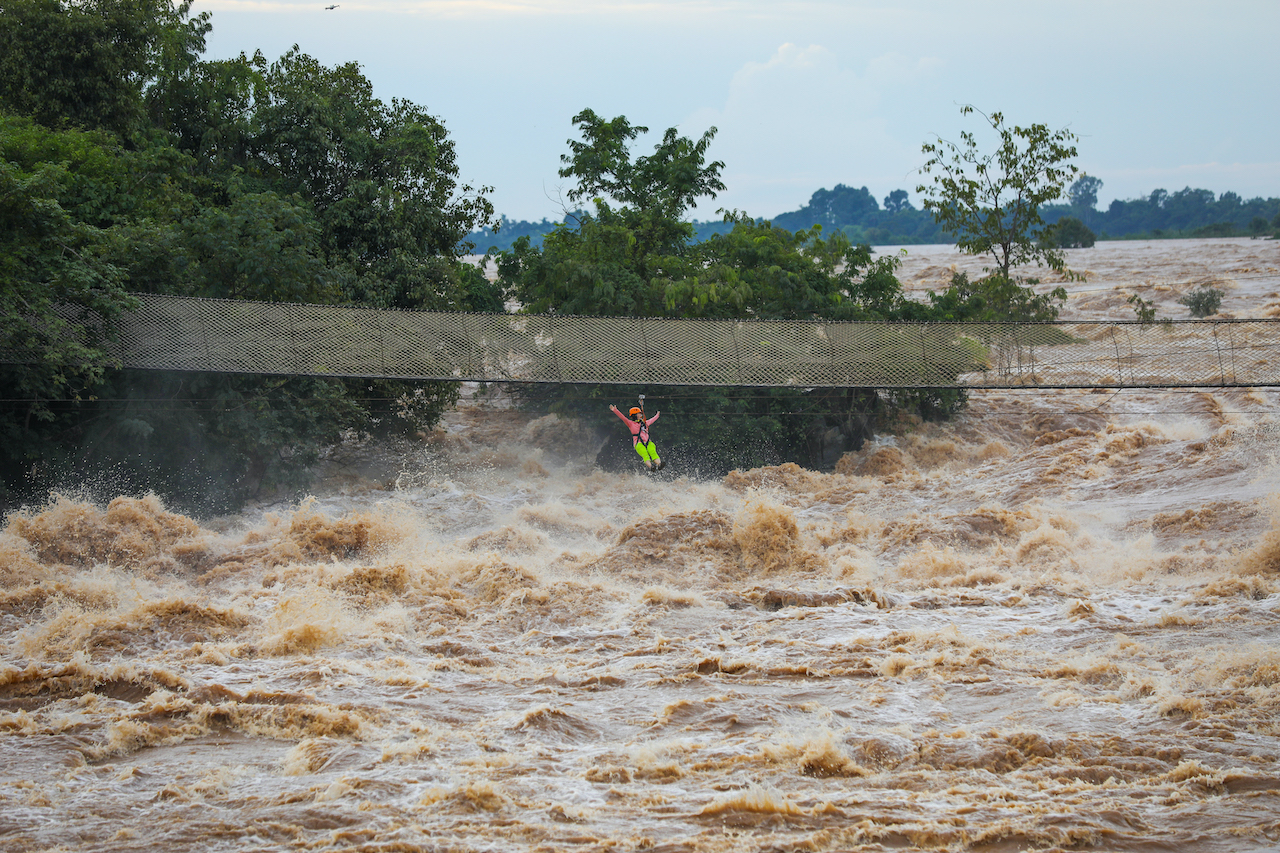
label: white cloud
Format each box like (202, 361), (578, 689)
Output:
(683, 44), (929, 217)
(199, 0), (1280, 217)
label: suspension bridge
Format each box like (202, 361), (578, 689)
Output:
(28, 293), (1280, 389)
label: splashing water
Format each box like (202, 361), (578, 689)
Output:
(2, 239), (1280, 852)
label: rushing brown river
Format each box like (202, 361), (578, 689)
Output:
(2, 238), (1279, 852)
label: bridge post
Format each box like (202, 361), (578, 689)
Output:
(1212, 325), (1227, 386)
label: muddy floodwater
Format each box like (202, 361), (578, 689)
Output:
(3, 238), (1280, 852)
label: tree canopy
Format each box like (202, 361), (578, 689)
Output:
(494, 110), (1041, 473)
(917, 106), (1080, 280)
(0, 0), (497, 512)
(0, 0), (211, 136)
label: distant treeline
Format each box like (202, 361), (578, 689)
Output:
(1067, 186), (1280, 240)
(467, 182), (1280, 253)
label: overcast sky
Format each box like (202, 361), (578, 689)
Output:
(202, 0), (1280, 222)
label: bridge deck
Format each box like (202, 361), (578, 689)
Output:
(37, 294), (1280, 389)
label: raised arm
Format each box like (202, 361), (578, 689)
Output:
(609, 405), (632, 424)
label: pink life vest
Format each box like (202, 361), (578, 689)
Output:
(615, 408), (659, 444)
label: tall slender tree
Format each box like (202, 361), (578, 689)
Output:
(917, 106), (1080, 280)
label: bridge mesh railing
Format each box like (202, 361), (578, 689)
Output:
(23, 293), (1280, 388)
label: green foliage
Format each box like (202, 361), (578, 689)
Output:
(1189, 222), (1240, 239)
(884, 189), (912, 213)
(1127, 294), (1158, 325)
(1178, 286), (1223, 318)
(0, 0), (211, 137)
(926, 271), (1067, 323)
(1042, 216), (1096, 249)
(918, 106), (1080, 280)
(1076, 186), (1280, 239)
(0, 4), (495, 511)
(1069, 174), (1102, 212)
(499, 110), (1002, 474)
(779, 184), (877, 229)
(0, 116), (142, 475)
(559, 109), (726, 224)
(173, 183), (336, 302)
(497, 214), (661, 317)
(498, 110), (726, 318)
(247, 49), (496, 310)
(689, 214), (910, 320)
(771, 183), (944, 245)
(459, 263), (506, 313)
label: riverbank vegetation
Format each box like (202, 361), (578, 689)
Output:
(493, 108), (1070, 475)
(5, 1), (1242, 510)
(0, 0), (498, 511)
(469, 178), (1280, 256)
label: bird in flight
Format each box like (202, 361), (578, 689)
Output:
(325, 4), (338, 8)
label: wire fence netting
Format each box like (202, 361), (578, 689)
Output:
(18, 293), (1280, 388)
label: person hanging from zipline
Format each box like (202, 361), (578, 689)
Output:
(610, 398), (664, 471)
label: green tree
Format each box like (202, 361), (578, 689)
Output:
(1043, 215), (1096, 249)
(1068, 173), (1102, 230)
(498, 111), (908, 324)
(926, 271), (1067, 324)
(773, 184), (877, 232)
(0, 117), (144, 500)
(551, 107), (725, 292)
(498, 111), (979, 474)
(174, 184), (337, 302)
(883, 189), (912, 213)
(0, 12), (497, 511)
(559, 110), (726, 223)
(1069, 173), (1102, 211)
(252, 49), (497, 311)
(0, 0), (210, 137)
(680, 212), (910, 321)
(149, 48), (270, 167)
(1178, 286), (1223, 318)
(499, 109), (728, 317)
(918, 106), (1081, 280)
(1127, 293), (1158, 325)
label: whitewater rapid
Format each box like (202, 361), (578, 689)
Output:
(1, 238), (1279, 852)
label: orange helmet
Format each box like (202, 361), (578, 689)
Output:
(629, 407), (642, 416)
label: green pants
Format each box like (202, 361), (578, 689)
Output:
(634, 440), (659, 463)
